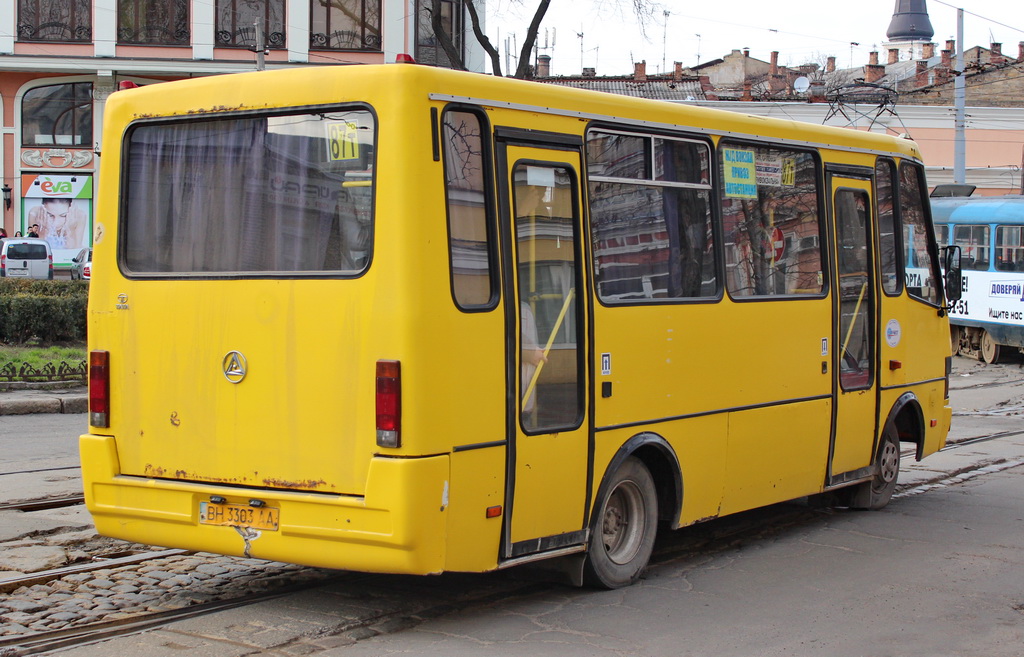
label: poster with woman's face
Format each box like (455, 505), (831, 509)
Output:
(21, 174), (93, 266)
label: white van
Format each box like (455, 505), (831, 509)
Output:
(0, 238), (53, 279)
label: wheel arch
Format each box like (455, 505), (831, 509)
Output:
(884, 392), (926, 461)
(595, 432), (683, 530)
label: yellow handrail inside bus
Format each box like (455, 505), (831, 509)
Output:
(523, 288), (575, 407)
(841, 282), (868, 358)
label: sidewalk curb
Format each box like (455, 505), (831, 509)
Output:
(0, 394), (87, 415)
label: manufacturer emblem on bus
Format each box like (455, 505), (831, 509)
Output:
(222, 351), (248, 384)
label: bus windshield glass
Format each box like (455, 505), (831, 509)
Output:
(122, 109), (375, 275)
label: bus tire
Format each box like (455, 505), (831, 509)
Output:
(583, 457), (658, 589)
(980, 330), (1002, 364)
(848, 425), (900, 510)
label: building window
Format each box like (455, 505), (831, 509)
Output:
(21, 83), (93, 147)
(310, 0), (381, 51)
(416, 0), (463, 67)
(118, 0), (190, 45)
(216, 0), (286, 49)
(17, 0), (92, 42)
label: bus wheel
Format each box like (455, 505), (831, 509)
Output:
(980, 331), (1002, 364)
(583, 457), (658, 589)
(848, 426), (900, 510)
(950, 325), (962, 356)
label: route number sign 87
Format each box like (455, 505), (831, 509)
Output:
(328, 122), (360, 161)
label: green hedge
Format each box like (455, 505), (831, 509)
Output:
(0, 280), (89, 344)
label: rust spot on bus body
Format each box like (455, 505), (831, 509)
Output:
(261, 477), (329, 491)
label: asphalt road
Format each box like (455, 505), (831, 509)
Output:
(5, 356), (1024, 656)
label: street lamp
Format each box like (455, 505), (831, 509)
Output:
(1, 183), (11, 211)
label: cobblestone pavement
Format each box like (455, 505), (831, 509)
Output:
(0, 552), (332, 637)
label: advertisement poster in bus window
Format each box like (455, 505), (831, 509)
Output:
(722, 148), (757, 199)
(21, 174), (93, 268)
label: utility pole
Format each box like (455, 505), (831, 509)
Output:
(953, 8), (966, 184)
(254, 19), (265, 71)
(662, 11), (670, 74)
(577, 30), (584, 74)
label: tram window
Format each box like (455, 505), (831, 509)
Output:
(442, 110), (496, 309)
(587, 130), (717, 301)
(995, 226), (1024, 271)
(953, 224), (990, 271)
(875, 158), (901, 295)
(899, 163), (941, 304)
(719, 143), (823, 297)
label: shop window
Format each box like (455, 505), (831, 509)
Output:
(17, 0), (92, 42)
(310, 0), (382, 51)
(216, 0), (286, 49)
(118, 0), (190, 45)
(21, 83), (93, 148)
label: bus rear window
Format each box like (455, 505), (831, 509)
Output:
(122, 109), (375, 276)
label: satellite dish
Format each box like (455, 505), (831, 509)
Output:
(793, 76), (811, 93)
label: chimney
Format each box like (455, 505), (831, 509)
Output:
(1019, 41), (1024, 61)
(673, 61), (683, 82)
(743, 48), (750, 58)
(536, 54), (551, 78)
(770, 51), (779, 76)
(922, 42), (935, 59)
(945, 39), (956, 53)
(941, 48), (952, 68)
(865, 63), (885, 83)
(916, 60), (928, 86)
(633, 60), (647, 81)
(826, 56), (836, 73)
(868, 51), (879, 66)
(888, 48), (899, 65)
(990, 42), (1003, 65)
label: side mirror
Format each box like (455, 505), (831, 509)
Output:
(943, 245), (963, 301)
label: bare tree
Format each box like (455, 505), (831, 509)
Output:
(429, 0), (659, 78)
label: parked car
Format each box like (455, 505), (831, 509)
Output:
(0, 237), (53, 279)
(70, 248), (92, 280)
(83, 254), (91, 280)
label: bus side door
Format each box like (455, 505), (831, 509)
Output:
(828, 173), (880, 480)
(496, 133), (591, 560)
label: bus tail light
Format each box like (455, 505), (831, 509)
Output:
(90, 350), (110, 427)
(376, 360), (401, 448)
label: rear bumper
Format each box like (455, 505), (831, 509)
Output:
(80, 434), (450, 574)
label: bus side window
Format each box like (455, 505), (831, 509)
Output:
(442, 109), (497, 309)
(719, 143), (823, 298)
(898, 162), (942, 305)
(874, 158), (901, 296)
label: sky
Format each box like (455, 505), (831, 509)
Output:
(484, 0), (1024, 77)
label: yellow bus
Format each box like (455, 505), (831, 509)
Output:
(81, 64), (957, 588)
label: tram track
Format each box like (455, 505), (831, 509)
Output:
(0, 495), (84, 513)
(2, 427), (1022, 655)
